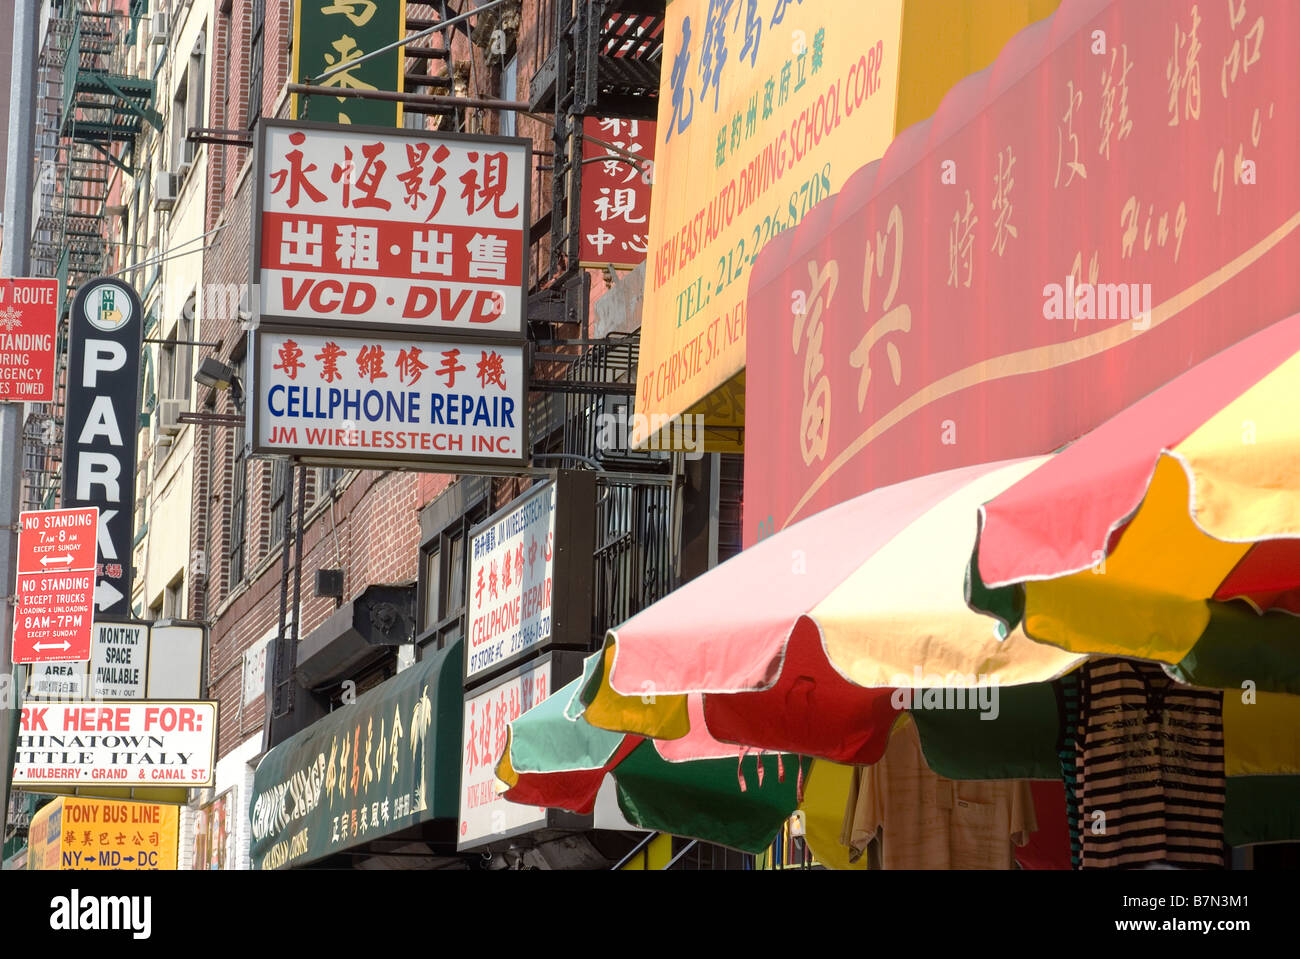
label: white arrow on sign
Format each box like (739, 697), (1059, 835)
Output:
(94, 578), (124, 611)
(40, 554), (75, 566)
(33, 640), (72, 651)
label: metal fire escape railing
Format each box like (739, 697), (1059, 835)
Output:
(525, 331), (676, 644)
(22, 5), (162, 516)
(534, 1), (664, 284)
(591, 472), (673, 642)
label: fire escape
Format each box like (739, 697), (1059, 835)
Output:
(526, 3), (674, 642)
(23, 2), (160, 511)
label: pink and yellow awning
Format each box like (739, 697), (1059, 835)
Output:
(973, 312), (1300, 663)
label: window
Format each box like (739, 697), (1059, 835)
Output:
(171, 67), (190, 173)
(268, 459), (290, 549)
(187, 30), (207, 159)
(416, 505), (484, 649)
(316, 466), (344, 495)
(248, 0), (264, 130)
(160, 296), (196, 406)
(447, 531), (466, 617)
(499, 56), (518, 136)
(164, 575), (185, 619)
(419, 547), (440, 631)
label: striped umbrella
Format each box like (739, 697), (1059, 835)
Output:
(971, 312), (1300, 666)
(575, 456), (1086, 763)
(495, 653), (807, 853)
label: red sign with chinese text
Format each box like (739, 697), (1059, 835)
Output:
(256, 122), (530, 335)
(744, 0), (1298, 545)
(12, 508), (100, 663)
(0, 278), (59, 403)
(579, 117), (656, 268)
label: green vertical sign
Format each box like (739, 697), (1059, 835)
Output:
(293, 0), (405, 127)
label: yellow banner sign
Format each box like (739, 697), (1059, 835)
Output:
(27, 797), (180, 870)
(634, 0), (906, 448)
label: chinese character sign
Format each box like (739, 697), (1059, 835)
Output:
(465, 483), (556, 682)
(257, 123), (529, 334)
(459, 662), (551, 849)
(634, 0), (904, 448)
(292, 0), (404, 127)
(249, 640), (461, 870)
(580, 117), (656, 267)
(254, 329), (526, 467)
(743, 0), (1300, 546)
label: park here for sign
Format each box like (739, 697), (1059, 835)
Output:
(13, 701), (217, 788)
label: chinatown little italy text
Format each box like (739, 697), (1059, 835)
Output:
(14, 703), (215, 785)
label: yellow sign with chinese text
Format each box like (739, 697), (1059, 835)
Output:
(27, 797), (180, 871)
(634, 0), (1060, 450)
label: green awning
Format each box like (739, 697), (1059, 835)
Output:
(249, 639), (462, 870)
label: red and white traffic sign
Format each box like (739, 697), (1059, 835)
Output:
(0, 277), (59, 403)
(12, 507), (99, 663)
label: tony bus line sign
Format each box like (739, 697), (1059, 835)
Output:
(253, 120), (531, 337)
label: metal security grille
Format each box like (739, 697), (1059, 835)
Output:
(591, 475), (674, 642)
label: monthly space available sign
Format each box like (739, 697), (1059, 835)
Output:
(90, 622), (148, 698)
(255, 121), (530, 334)
(13, 701), (217, 788)
(252, 328), (526, 467)
(464, 482), (555, 682)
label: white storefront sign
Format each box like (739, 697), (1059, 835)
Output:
(465, 482), (555, 682)
(252, 328), (527, 469)
(13, 700), (217, 787)
(459, 660), (551, 848)
(255, 122), (529, 335)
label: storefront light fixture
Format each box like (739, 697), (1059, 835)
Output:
(195, 356), (244, 413)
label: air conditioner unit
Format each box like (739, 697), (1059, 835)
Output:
(154, 172), (178, 211)
(150, 11), (170, 46)
(158, 397), (185, 436)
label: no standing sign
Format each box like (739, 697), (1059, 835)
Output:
(12, 507), (99, 663)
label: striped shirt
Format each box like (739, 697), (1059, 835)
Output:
(1071, 658), (1225, 869)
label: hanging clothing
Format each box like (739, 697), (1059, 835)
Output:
(1014, 779), (1072, 870)
(841, 715), (1036, 869)
(1069, 658), (1226, 869)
